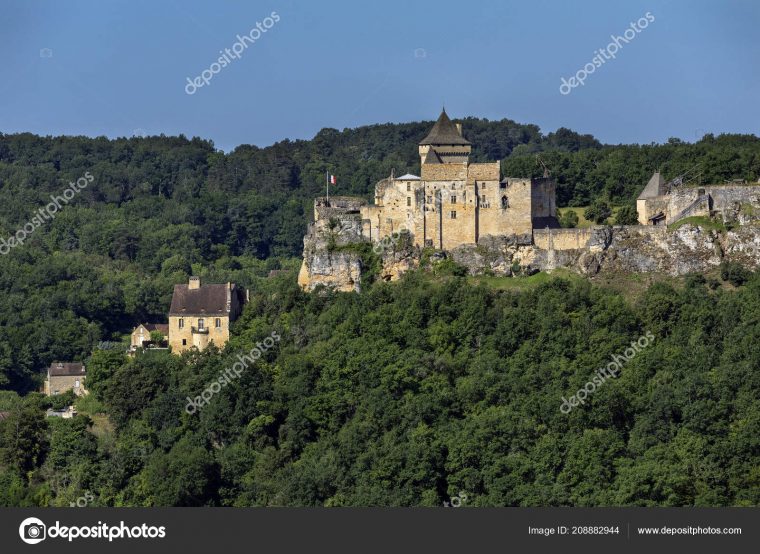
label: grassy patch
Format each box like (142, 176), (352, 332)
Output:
(562, 206), (623, 227)
(74, 393), (106, 415)
(469, 268), (583, 290)
(668, 216), (726, 232)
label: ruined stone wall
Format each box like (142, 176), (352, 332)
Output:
(533, 228), (595, 250)
(639, 184), (760, 225)
(531, 178), (556, 218)
(638, 196), (670, 224)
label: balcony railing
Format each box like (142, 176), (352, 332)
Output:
(191, 326), (209, 334)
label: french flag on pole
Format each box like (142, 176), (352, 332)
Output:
(329, 174), (336, 185)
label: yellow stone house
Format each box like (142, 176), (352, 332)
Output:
(168, 276), (246, 353)
(44, 362), (87, 396)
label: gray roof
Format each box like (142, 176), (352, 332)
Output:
(137, 323), (169, 335)
(49, 362), (85, 376)
(638, 172), (667, 199)
(419, 109), (471, 146)
(169, 282), (238, 316)
(397, 173), (420, 180)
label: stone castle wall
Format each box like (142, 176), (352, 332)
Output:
(533, 228), (595, 250)
(639, 184), (760, 225)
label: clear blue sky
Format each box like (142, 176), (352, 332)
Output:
(1, 0), (758, 151)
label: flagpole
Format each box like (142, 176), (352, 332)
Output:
(326, 170), (329, 205)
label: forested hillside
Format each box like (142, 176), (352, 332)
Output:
(1, 121), (759, 393)
(2, 273), (759, 506)
(1, 119), (759, 507)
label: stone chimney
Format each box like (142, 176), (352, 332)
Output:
(189, 276), (201, 290)
(455, 123), (462, 136)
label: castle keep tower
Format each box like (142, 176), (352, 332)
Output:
(418, 108), (472, 167)
(301, 110), (557, 265)
(358, 109), (557, 249)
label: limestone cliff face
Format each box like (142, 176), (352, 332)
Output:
(573, 224), (760, 276)
(298, 216), (365, 292)
(300, 221), (760, 291)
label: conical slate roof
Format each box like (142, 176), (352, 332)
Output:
(637, 171), (667, 199)
(419, 109), (471, 146)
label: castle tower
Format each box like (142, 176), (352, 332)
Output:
(418, 108), (471, 167)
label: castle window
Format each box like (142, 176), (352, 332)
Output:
(427, 196), (432, 204)
(75, 380), (80, 388)
(481, 194), (486, 203)
(182, 339), (187, 346)
(407, 183), (411, 191)
(450, 210), (457, 219)
(482, 183), (486, 189)
(178, 318), (184, 329)
(450, 195), (457, 204)
(215, 318), (221, 328)
(500, 181), (507, 189)
(198, 318), (205, 330)
(501, 195), (509, 209)
(407, 197), (411, 206)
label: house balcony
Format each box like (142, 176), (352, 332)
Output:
(191, 326), (209, 334)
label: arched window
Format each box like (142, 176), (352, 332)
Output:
(501, 195), (509, 209)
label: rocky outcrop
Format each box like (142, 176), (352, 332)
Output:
(300, 220), (760, 291)
(298, 216), (366, 292)
(535, 224), (760, 277)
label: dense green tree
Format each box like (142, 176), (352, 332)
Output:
(615, 204), (639, 225)
(584, 201), (612, 224)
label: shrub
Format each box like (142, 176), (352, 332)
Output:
(559, 209), (579, 228)
(615, 204), (639, 225)
(720, 261), (750, 286)
(584, 201), (612, 224)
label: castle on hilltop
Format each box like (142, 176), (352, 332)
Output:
(299, 111), (760, 292)
(313, 109), (557, 251)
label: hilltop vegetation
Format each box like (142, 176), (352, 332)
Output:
(1, 123), (758, 393)
(1, 272), (759, 506)
(0, 119), (759, 507)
